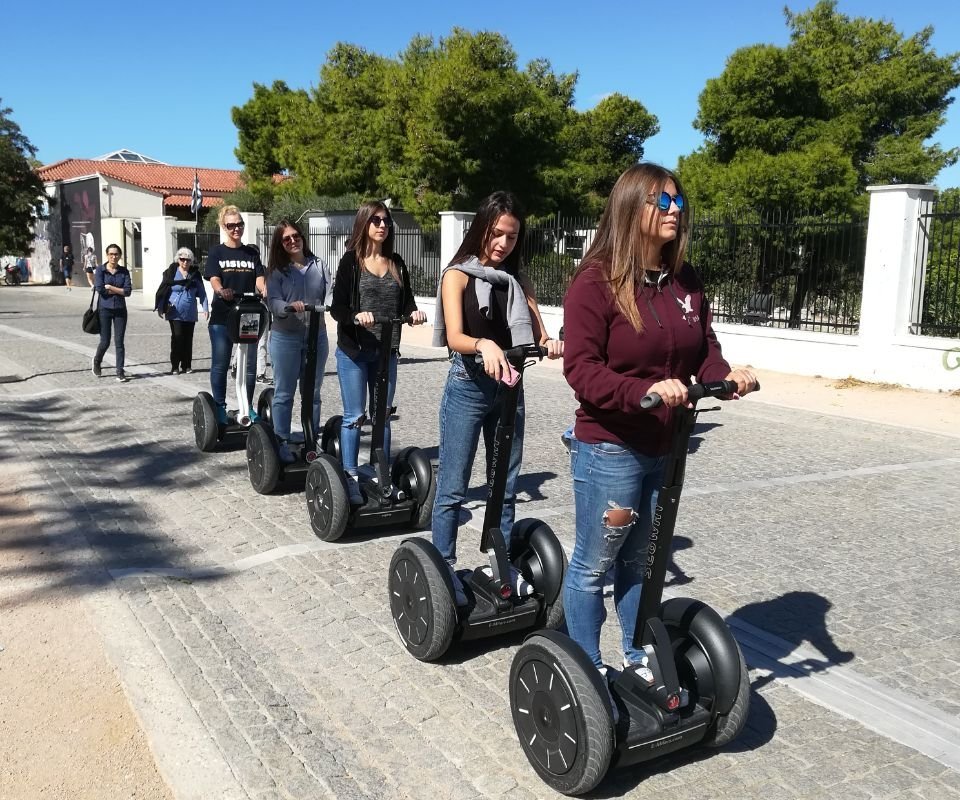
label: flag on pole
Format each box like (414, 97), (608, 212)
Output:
(190, 171), (203, 214)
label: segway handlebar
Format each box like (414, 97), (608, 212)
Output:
(640, 379), (760, 409)
(284, 304), (329, 313)
(473, 343), (547, 365)
(354, 314), (414, 325)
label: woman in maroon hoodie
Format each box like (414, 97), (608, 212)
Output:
(561, 163), (757, 672)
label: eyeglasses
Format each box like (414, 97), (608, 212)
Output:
(369, 215), (392, 228)
(107, 252), (121, 257)
(224, 221), (245, 231)
(281, 233), (301, 245)
(647, 191), (685, 212)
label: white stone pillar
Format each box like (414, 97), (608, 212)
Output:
(439, 211), (475, 277)
(140, 216), (178, 309)
(860, 184), (936, 341)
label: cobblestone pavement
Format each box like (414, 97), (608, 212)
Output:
(1, 286), (958, 800)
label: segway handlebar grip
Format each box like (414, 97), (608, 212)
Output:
(641, 379), (759, 409)
(474, 343), (547, 364)
(356, 314), (411, 325)
(284, 304), (328, 313)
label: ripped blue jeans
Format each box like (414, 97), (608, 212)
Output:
(563, 434), (666, 668)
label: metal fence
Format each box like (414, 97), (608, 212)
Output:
(175, 231), (221, 273)
(520, 216), (596, 307)
(690, 209), (868, 334)
(913, 194), (960, 338)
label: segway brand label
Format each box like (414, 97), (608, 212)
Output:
(239, 313), (261, 342)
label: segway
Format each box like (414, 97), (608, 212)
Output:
(193, 294), (273, 452)
(305, 315), (436, 541)
(388, 344), (566, 662)
(245, 304), (326, 494)
(508, 380), (755, 796)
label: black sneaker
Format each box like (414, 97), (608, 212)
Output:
(116, 374), (129, 383)
(91, 358), (101, 378)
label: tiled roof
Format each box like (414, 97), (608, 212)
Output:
(37, 159), (246, 198)
(164, 194), (223, 208)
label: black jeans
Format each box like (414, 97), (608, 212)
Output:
(95, 307), (127, 376)
(169, 320), (196, 371)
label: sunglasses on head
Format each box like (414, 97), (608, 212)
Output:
(281, 233), (301, 245)
(224, 221), (245, 231)
(369, 215), (392, 228)
(647, 191), (685, 212)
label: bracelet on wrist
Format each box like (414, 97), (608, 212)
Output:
(474, 337), (484, 354)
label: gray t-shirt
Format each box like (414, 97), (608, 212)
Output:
(358, 268), (402, 350)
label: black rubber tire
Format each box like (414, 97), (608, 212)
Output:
(246, 422), (280, 495)
(703, 639), (750, 747)
(510, 633), (614, 796)
(192, 392), (219, 452)
(388, 538), (456, 661)
(509, 519), (568, 630)
(661, 597), (750, 748)
(321, 415), (343, 461)
(407, 449), (437, 530)
(257, 388), (274, 427)
(305, 454), (350, 541)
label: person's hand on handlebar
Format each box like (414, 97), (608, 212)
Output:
(543, 337), (563, 359)
(723, 368), (758, 399)
(219, 287), (235, 302)
(355, 311), (376, 328)
(288, 300), (306, 313)
(408, 310), (427, 326)
(646, 378), (689, 408)
(476, 338), (509, 381)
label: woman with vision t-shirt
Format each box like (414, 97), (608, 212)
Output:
(561, 163), (757, 676)
(204, 205), (266, 425)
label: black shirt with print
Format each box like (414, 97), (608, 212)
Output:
(204, 243), (265, 325)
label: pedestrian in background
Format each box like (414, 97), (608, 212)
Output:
(157, 247), (208, 374)
(60, 244), (75, 291)
(83, 247), (97, 288)
(92, 244), (133, 382)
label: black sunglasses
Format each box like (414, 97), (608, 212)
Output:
(224, 221), (245, 231)
(281, 233), (301, 245)
(647, 191), (685, 212)
(178, 257), (192, 262)
(369, 215), (392, 228)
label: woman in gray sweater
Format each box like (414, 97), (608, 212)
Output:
(266, 219), (334, 464)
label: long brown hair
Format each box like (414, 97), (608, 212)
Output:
(346, 201), (400, 285)
(574, 163), (690, 333)
(267, 219), (314, 276)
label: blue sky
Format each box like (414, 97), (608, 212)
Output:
(3, 0), (958, 188)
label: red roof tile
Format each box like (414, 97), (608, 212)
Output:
(164, 194), (224, 208)
(38, 159), (246, 194)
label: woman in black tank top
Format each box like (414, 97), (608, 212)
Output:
(330, 202), (426, 505)
(430, 192), (563, 604)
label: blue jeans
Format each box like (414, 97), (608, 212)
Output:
(209, 323), (255, 409)
(431, 353), (525, 564)
(95, 307), (127, 376)
(563, 434), (666, 668)
(336, 347), (397, 475)
(269, 327), (329, 442)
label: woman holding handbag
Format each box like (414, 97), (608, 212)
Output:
(156, 247), (209, 374)
(92, 244), (133, 382)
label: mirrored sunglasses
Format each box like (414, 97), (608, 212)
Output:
(648, 191), (685, 212)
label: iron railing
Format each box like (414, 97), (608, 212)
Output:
(690, 209), (868, 334)
(913, 194), (960, 338)
(175, 231), (222, 273)
(520, 216), (596, 306)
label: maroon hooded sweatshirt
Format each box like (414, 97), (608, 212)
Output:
(563, 261), (731, 456)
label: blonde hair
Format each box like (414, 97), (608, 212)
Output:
(574, 163), (690, 333)
(217, 204), (242, 229)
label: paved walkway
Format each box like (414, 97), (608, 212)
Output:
(1, 286), (958, 799)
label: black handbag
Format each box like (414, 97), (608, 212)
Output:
(82, 287), (100, 335)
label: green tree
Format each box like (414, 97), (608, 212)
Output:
(230, 30), (658, 223)
(0, 102), (46, 254)
(679, 1), (960, 214)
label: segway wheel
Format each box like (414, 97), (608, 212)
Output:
(321, 415), (343, 461)
(192, 392), (219, 452)
(256, 388), (274, 427)
(510, 633), (614, 796)
(246, 423), (280, 495)
(510, 519), (568, 630)
(661, 597), (751, 748)
(393, 448), (436, 530)
(305, 454), (350, 541)
(388, 538), (456, 662)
